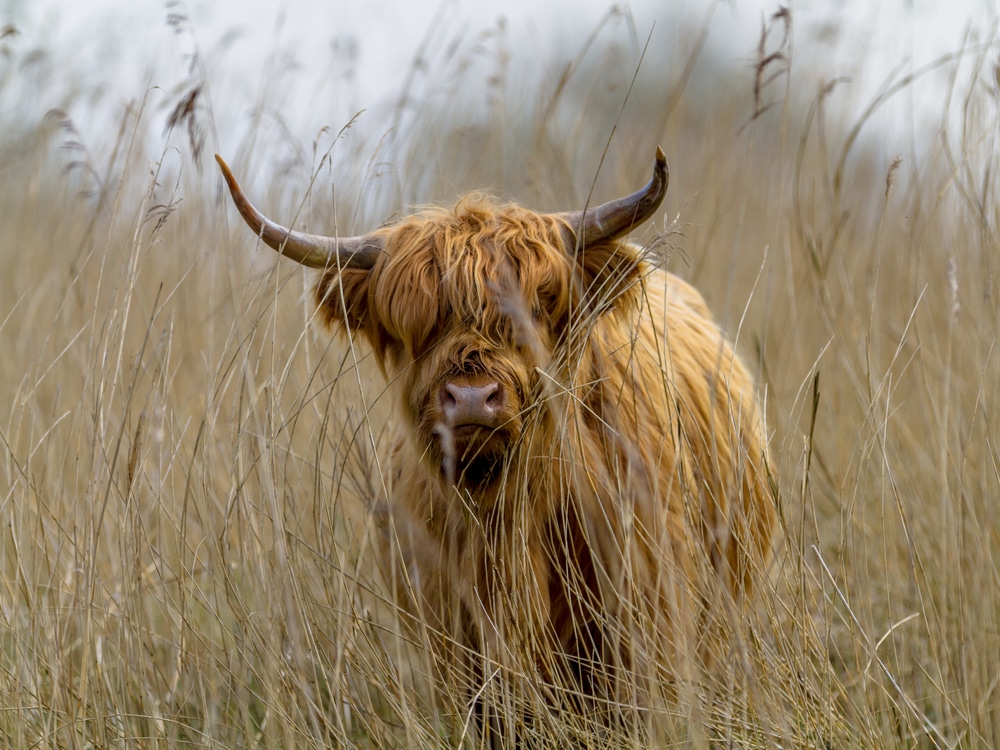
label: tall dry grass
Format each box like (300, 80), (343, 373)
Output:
(1, 5), (998, 747)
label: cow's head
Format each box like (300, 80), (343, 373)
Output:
(217, 150), (667, 489)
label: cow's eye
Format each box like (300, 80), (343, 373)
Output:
(534, 290), (559, 320)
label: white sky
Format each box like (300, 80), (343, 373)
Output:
(4, 0), (997, 153)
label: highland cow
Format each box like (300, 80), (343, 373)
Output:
(217, 149), (776, 737)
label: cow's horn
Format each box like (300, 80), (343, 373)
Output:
(557, 146), (668, 250)
(216, 154), (382, 270)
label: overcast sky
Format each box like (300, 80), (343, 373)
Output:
(5, 0), (997, 152)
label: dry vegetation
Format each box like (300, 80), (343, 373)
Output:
(1, 4), (999, 748)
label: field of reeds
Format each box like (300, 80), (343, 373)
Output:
(1, 4), (998, 747)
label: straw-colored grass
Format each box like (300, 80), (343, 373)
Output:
(1, 6), (998, 748)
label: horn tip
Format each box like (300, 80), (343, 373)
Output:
(653, 146), (668, 192)
(215, 154), (237, 189)
(654, 146), (667, 177)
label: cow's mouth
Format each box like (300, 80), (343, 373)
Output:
(454, 452), (505, 488)
(433, 423), (509, 488)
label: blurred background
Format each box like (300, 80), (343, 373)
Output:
(5, 0), (995, 141)
(4, 0), (995, 176)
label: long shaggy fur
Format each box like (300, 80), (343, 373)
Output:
(315, 194), (776, 732)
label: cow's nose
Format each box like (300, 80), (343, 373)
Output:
(441, 381), (504, 427)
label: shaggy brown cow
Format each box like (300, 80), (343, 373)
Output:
(217, 150), (776, 737)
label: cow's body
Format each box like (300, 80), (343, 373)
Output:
(217, 151), (776, 734)
(365, 256), (772, 715)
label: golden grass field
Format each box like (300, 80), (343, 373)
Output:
(1, 6), (999, 748)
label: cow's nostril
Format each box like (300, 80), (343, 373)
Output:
(441, 381), (504, 426)
(484, 385), (501, 409)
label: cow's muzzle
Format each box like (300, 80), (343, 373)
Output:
(440, 380), (506, 430)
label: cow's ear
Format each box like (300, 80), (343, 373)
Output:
(313, 267), (373, 331)
(576, 240), (643, 309)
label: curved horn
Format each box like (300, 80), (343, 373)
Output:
(215, 154), (382, 270)
(556, 146), (668, 250)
